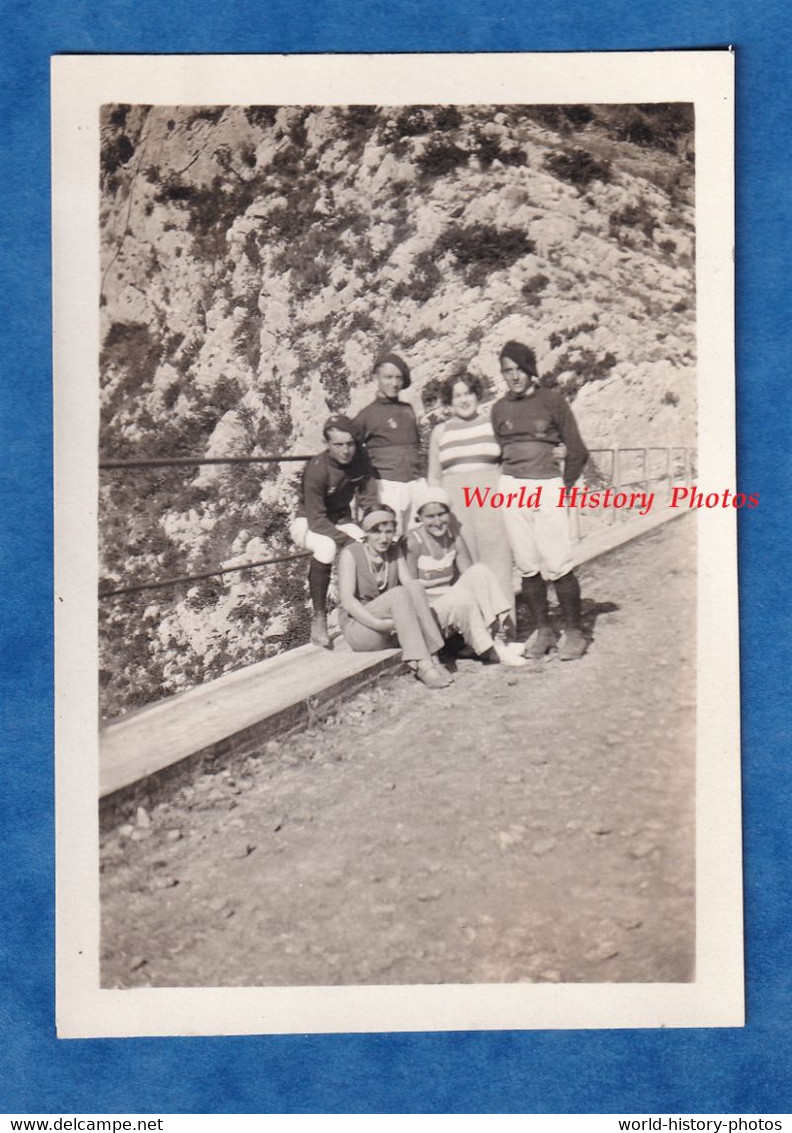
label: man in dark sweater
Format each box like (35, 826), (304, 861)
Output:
(353, 352), (426, 534)
(290, 414), (379, 648)
(491, 340), (589, 660)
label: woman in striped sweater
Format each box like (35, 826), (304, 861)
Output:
(427, 372), (516, 629)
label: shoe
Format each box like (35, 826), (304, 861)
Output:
(558, 629), (587, 660)
(523, 625), (557, 658)
(414, 659), (452, 689)
(310, 613), (332, 649)
(493, 641), (528, 667)
(503, 641), (527, 658)
(431, 656), (454, 685)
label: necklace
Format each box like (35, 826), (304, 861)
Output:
(363, 545), (389, 591)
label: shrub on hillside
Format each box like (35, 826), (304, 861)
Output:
(416, 138), (470, 178)
(383, 105), (464, 147)
(392, 250), (443, 303)
(153, 174), (261, 262)
(343, 105), (381, 155)
(519, 105), (565, 132)
(433, 223), (535, 288)
(521, 273), (549, 307)
(545, 149), (611, 189)
(545, 348), (617, 396)
(243, 105), (279, 129)
(562, 105), (594, 128)
(474, 134), (527, 170)
(516, 104), (594, 134)
(611, 103), (694, 154)
(609, 198), (657, 243)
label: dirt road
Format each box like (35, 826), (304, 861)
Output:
(101, 514), (696, 987)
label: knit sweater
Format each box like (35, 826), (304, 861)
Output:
(296, 447), (379, 547)
(490, 387), (588, 486)
(354, 396), (422, 482)
(405, 520), (462, 596)
(435, 414), (501, 476)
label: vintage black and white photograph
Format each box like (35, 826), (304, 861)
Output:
(53, 53), (741, 1036)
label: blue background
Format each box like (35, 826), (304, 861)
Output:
(1, 0), (789, 1115)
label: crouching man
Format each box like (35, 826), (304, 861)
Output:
(290, 414), (379, 649)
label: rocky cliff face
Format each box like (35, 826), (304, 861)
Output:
(99, 102), (695, 717)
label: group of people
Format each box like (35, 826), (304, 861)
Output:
(289, 342), (590, 688)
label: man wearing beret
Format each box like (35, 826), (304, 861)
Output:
(491, 340), (590, 661)
(353, 353), (426, 534)
(290, 414), (379, 648)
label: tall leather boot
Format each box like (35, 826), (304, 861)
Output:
(308, 559), (332, 649)
(521, 573), (557, 657)
(554, 571), (586, 660)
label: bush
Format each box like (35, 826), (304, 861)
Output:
(518, 104), (593, 134)
(520, 106), (564, 132)
(614, 104), (694, 154)
(347, 309), (377, 334)
(661, 390), (680, 406)
(475, 135), (527, 170)
(243, 106), (279, 129)
(545, 348), (617, 396)
(521, 273), (549, 307)
(393, 106), (436, 138)
(545, 149), (611, 189)
(392, 250), (443, 303)
(343, 105), (381, 155)
(434, 106), (463, 132)
(433, 223), (535, 288)
(153, 174), (261, 262)
(549, 321), (596, 350)
(416, 138), (470, 178)
(563, 104), (594, 128)
(609, 198), (657, 242)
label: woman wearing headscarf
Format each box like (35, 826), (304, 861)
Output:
(337, 503), (452, 689)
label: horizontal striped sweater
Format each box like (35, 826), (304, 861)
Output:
(434, 414), (501, 476)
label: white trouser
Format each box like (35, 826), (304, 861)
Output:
(377, 477), (427, 535)
(498, 474), (574, 581)
(430, 563), (511, 655)
(289, 517), (364, 564)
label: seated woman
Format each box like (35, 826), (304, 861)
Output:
(404, 487), (527, 668)
(337, 504), (453, 690)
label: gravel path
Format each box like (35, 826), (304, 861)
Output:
(101, 514), (696, 987)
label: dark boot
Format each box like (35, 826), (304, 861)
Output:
(521, 574), (557, 657)
(308, 560), (333, 649)
(554, 571), (586, 660)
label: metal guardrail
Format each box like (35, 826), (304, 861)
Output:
(99, 455), (314, 469)
(99, 550), (311, 599)
(569, 445), (697, 542)
(99, 452), (312, 600)
(99, 445), (697, 599)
